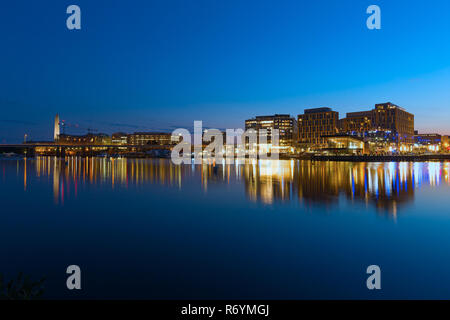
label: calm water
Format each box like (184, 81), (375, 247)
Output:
(1, 157), (450, 299)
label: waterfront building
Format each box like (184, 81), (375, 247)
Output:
(297, 108), (339, 148)
(373, 102), (414, 144)
(111, 132), (128, 145)
(414, 132), (442, 153)
(362, 130), (399, 154)
(414, 132), (442, 145)
(127, 132), (180, 146)
(58, 133), (111, 145)
(338, 110), (373, 134)
(323, 134), (365, 155)
(245, 114), (297, 153)
(442, 136), (450, 152)
(339, 102), (415, 145)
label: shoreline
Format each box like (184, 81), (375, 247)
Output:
(2, 153), (450, 163)
(293, 154), (450, 162)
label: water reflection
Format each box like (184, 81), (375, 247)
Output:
(4, 157), (450, 212)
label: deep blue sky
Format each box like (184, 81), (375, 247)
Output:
(1, 0), (450, 142)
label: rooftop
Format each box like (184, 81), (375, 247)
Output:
(304, 107), (333, 114)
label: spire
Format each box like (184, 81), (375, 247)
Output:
(54, 114), (60, 141)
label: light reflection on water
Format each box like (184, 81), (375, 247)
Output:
(3, 156), (450, 299)
(7, 156), (450, 212)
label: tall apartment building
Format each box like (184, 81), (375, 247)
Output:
(297, 108), (339, 147)
(374, 103), (414, 143)
(245, 114), (297, 149)
(339, 102), (415, 144)
(339, 110), (373, 133)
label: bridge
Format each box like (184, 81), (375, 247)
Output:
(0, 144), (174, 148)
(0, 143), (174, 157)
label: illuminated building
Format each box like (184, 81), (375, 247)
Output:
(54, 114), (60, 141)
(414, 132), (442, 145)
(297, 108), (339, 148)
(127, 132), (180, 146)
(111, 132), (128, 145)
(339, 102), (415, 145)
(339, 110), (372, 133)
(245, 114), (296, 153)
(414, 132), (442, 153)
(58, 133), (111, 145)
(442, 136), (450, 152)
(373, 103), (414, 144)
(323, 134), (365, 155)
(362, 130), (398, 154)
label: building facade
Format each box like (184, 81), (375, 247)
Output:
(339, 110), (373, 134)
(58, 133), (111, 145)
(245, 114), (297, 152)
(373, 103), (414, 143)
(127, 132), (180, 146)
(324, 134), (365, 155)
(414, 132), (442, 145)
(297, 108), (339, 148)
(414, 132), (442, 152)
(442, 136), (450, 152)
(111, 132), (128, 145)
(339, 103), (415, 145)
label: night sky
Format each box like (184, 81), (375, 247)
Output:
(1, 0), (450, 142)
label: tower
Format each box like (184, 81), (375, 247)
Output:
(54, 114), (60, 141)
